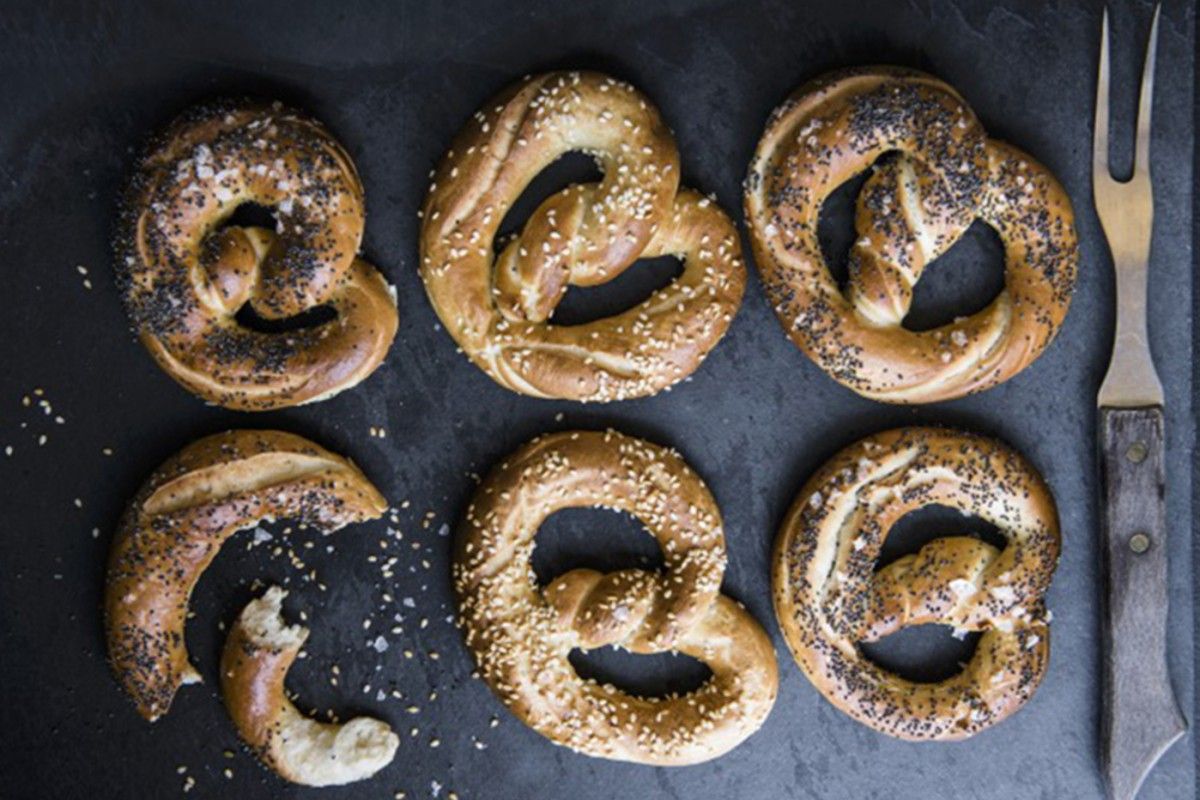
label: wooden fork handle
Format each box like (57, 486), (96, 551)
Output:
(1098, 406), (1186, 800)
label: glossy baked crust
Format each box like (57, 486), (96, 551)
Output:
(772, 426), (1060, 740)
(420, 72), (745, 401)
(116, 100), (397, 410)
(221, 587), (398, 786)
(455, 430), (777, 765)
(104, 429), (387, 721)
(745, 67), (1077, 403)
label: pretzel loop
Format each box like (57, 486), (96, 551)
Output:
(773, 427), (1060, 741)
(421, 72), (746, 401)
(746, 67), (1077, 403)
(117, 100), (398, 410)
(455, 430), (777, 765)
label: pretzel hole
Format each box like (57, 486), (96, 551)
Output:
(903, 220), (1004, 332)
(530, 507), (664, 586)
(874, 503), (1005, 572)
(495, 152), (601, 250)
(817, 160), (876, 290)
(859, 625), (981, 684)
(218, 201), (277, 231)
(568, 646), (712, 698)
(552, 255), (682, 325)
(235, 302), (337, 333)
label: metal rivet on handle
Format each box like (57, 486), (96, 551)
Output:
(1129, 533), (1151, 554)
(1125, 441), (1148, 463)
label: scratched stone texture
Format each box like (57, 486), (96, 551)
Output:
(0, 1), (1193, 798)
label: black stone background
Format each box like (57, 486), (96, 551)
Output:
(0, 1), (1194, 798)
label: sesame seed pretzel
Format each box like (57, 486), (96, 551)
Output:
(745, 68), (1078, 403)
(455, 430), (777, 764)
(104, 430), (388, 722)
(117, 100), (398, 410)
(772, 427), (1060, 740)
(421, 72), (746, 402)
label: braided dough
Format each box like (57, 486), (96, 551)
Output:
(104, 430), (387, 721)
(745, 67), (1077, 403)
(772, 427), (1060, 740)
(455, 430), (777, 764)
(221, 587), (399, 786)
(421, 72), (745, 401)
(117, 100), (398, 410)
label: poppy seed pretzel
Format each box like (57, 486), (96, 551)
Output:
(221, 587), (399, 786)
(772, 427), (1060, 740)
(117, 100), (398, 410)
(104, 430), (387, 721)
(455, 430), (778, 765)
(421, 72), (746, 402)
(745, 67), (1078, 403)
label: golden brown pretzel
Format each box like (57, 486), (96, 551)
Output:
(221, 587), (399, 786)
(454, 430), (777, 765)
(772, 427), (1060, 740)
(104, 430), (387, 721)
(745, 67), (1078, 403)
(421, 72), (746, 401)
(117, 100), (398, 410)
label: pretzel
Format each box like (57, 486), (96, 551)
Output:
(420, 72), (746, 401)
(221, 587), (399, 786)
(772, 427), (1060, 740)
(745, 67), (1078, 403)
(454, 430), (777, 765)
(104, 430), (387, 721)
(116, 100), (398, 410)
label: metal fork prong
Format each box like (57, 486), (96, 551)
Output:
(1133, 4), (1161, 179)
(1093, 7), (1111, 178)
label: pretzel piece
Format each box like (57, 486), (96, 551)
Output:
(221, 587), (399, 786)
(104, 430), (387, 721)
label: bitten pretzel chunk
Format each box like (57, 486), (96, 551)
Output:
(454, 430), (777, 765)
(772, 427), (1060, 740)
(116, 99), (398, 410)
(221, 587), (399, 786)
(745, 67), (1078, 403)
(420, 72), (746, 402)
(104, 430), (387, 721)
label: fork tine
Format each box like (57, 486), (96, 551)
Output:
(1133, 4), (1161, 178)
(1093, 7), (1111, 177)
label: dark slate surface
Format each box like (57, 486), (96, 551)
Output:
(0, 1), (1193, 798)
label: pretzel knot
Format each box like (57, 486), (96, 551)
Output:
(455, 430), (777, 765)
(116, 100), (398, 410)
(773, 427), (1060, 741)
(421, 72), (746, 402)
(746, 67), (1078, 403)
